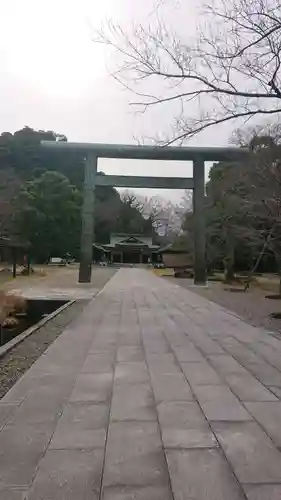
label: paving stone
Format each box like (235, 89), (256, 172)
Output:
(111, 384), (157, 421)
(148, 362), (181, 377)
(150, 373), (194, 402)
(164, 331), (191, 346)
(243, 484), (281, 500)
(258, 336), (281, 351)
(194, 385), (253, 421)
(244, 402), (281, 447)
(250, 342), (281, 370)
(146, 353), (180, 374)
(189, 335), (225, 355)
(1, 380), (29, 404)
(69, 373), (113, 403)
(212, 421), (281, 483)
(143, 340), (171, 354)
(4, 268), (281, 499)
(8, 389), (67, 425)
(156, 398), (220, 450)
(247, 362), (281, 387)
(118, 335), (142, 346)
(91, 340), (117, 350)
(208, 354), (248, 375)
(26, 449), (103, 500)
(0, 489), (28, 500)
(0, 403), (19, 430)
(218, 337), (264, 365)
(157, 401), (206, 426)
(230, 326), (263, 345)
(224, 374), (278, 402)
(0, 422), (54, 488)
(172, 345), (205, 362)
(269, 386), (281, 398)
(180, 362), (222, 386)
(161, 425), (218, 449)
(114, 362), (150, 385)
(102, 485), (173, 500)
(103, 422), (169, 487)
(117, 346), (144, 361)
(81, 352), (115, 373)
(166, 449), (245, 500)
(88, 346), (116, 357)
(49, 403), (108, 449)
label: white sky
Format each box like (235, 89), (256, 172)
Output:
(0, 0), (234, 202)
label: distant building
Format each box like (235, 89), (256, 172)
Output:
(159, 243), (192, 270)
(93, 234), (161, 264)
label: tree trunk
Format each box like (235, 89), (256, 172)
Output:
(223, 244), (235, 283)
(274, 253), (281, 297)
(244, 226), (275, 292)
(224, 264), (235, 283)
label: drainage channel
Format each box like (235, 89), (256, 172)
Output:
(0, 298), (70, 349)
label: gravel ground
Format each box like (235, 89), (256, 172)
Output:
(0, 267), (117, 400)
(170, 277), (281, 336)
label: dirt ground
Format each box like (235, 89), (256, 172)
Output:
(169, 277), (281, 336)
(0, 264), (116, 300)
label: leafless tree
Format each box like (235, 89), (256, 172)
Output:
(98, 0), (281, 144)
(121, 190), (188, 238)
(233, 125), (281, 290)
(120, 191), (144, 212)
(136, 193), (190, 237)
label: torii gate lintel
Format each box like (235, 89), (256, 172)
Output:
(41, 141), (248, 286)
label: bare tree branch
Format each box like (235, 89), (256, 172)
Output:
(96, 0), (281, 143)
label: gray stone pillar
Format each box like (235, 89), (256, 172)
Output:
(79, 154), (97, 283)
(193, 157), (206, 285)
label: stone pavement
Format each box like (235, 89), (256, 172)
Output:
(1, 269), (281, 499)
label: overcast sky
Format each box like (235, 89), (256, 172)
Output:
(0, 0), (234, 202)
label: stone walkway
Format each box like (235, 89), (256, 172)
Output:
(1, 269), (281, 499)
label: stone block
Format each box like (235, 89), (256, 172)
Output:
(49, 402), (109, 449)
(247, 362), (281, 387)
(245, 402), (281, 447)
(111, 384), (157, 421)
(172, 345), (204, 362)
(0, 403), (19, 430)
(81, 355), (114, 374)
(117, 346), (144, 362)
(225, 374), (278, 402)
(150, 373), (194, 402)
(26, 449), (103, 500)
(208, 354), (248, 375)
(114, 362), (149, 385)
(157, 401), (206, 426)
(180, 362), (222, 386)
(69, 373), (112, 403)
(0, 422), (54, 488)
(243, 484), (281, 500)
(194, 385), (253, 421)
(166, 449), (245, 500)
(103, 422), (168, 487)
(102, 485), (173, 500)
(161, 425), (218, 449)
(212, 421), (281, 483)
(0, 489), (28, 500)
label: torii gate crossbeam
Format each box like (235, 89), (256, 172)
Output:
(41, 141), (248, 285)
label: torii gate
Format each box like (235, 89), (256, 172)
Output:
(41, 141), (248, 285)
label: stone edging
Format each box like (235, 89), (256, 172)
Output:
(0, 300), (75, 360)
